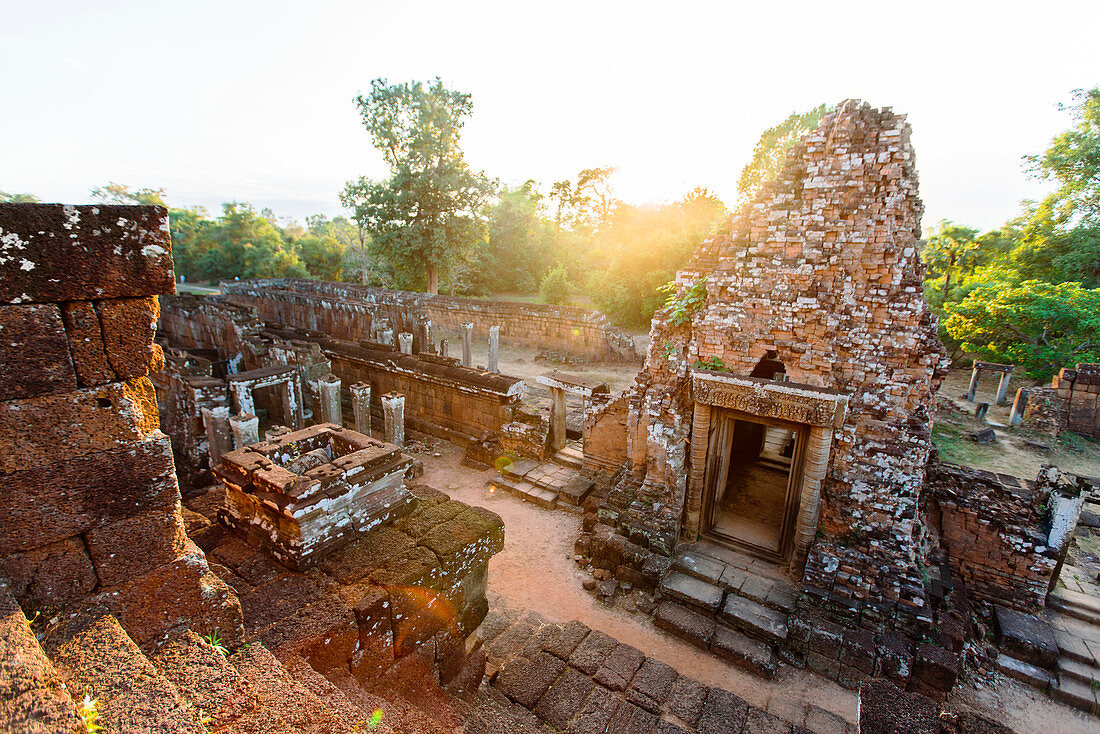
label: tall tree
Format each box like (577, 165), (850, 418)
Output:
(922, 220), (981, 299)
(341, 78), (492, 294)
(736, 104), (827, 205)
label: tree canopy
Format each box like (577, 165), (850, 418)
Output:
(341, 78), (492, 294)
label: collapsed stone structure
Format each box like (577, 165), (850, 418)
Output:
(221, 278), (640, 364)
(1025, 362), (1100, 440)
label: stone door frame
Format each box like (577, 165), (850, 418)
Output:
(685, 370), (847, 569)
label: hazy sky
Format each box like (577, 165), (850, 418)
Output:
(3, 1), (1098, 232)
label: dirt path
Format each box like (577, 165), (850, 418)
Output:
(419, 441), (859, 726)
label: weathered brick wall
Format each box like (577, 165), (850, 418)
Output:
(0, 204), (242, 646)
(157, 294), (263, 369)
(927, 462), (1057, 612)
(1052, 364), (1100, 439)
(264, 330), (526, 445)
(221, 278), (640, 363)
(595, 102), (949, 610)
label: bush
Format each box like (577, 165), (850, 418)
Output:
(540, 264), (573, 305)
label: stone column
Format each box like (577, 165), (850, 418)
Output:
(439, 339), (449, 358)
(966, 367), (981, 401)
(379, 328), (394, 348)
(684, 402), (712, 539)
(318, 373), (342, 425)
(382, 392), (406, 447)
(350, 381), (372, 435)
(995, 370), (1012, 406)
(460, 323), (473, 367)
(398, 332), (413, 355)
(202, 406), (233, 465)
(230, 382), (255, 416)
(418, 317), (433, 354)
(548, 387), (567, 453)
(488, 325), (500, 373)
(1009, 387), (1029, 426)
(793, 425), (833, 568)
(229, 413), (260, 449)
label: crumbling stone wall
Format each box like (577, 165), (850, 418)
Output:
(592, 102), (949, 617)
(221, 278), (640, 363)
(926, 462), (1058, 613)
(1024, 363), (1100, 440)
(0, 203), (242, 647)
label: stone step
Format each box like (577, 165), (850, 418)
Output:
(1057, 655), (1100, 688)
(0, 584), (84, 733)
(42, 607), (208, 733)
(993, 653), (1055, 690)
(1051, 674), (1100, 716)
(720, 594), (788, 645)
(554, 476), (593, 506)
(657, 572), (724, 615)
(710, 624), (778, 679)
(490, 476), (558, 509)
(228, 643), (359, 733)
(551, 446), (584, 471)
(1049, 588), (1100, 626)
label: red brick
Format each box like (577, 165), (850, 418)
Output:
(0, 304), (77, 401)
(0, 536), (96, 611)
(97, 297), (163, 379)
(84, 503), (191, 587)
(60, 300), (115, 386)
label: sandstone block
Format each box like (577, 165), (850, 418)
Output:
(84, 503), (190, 587)
(98, 541), (243, 649)
(0, 304), (77, 400)
(0, 536), (96, 611)
(0, 432), (179, 554)
(97, 297), (163, 379)
(60, 300), (115, 386)
(0, 203), (174, 303)
(0, 378), (159, 474)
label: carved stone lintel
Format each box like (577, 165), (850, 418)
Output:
(690, 370), (846, 428)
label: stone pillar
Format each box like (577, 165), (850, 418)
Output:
(974, 402), (990, 421)
(995, 370), (1012, 406)
(265, 425), (291, 442)
(318, 373), (342, 425)
(350, 381), (372, 435)
(201, 406), (233, 465)
(548, 387), (567, 453)
(966, 367), (981, 401)
(684, 402), (712, 538)
(229, 412), (260, 449)
(398, 332), (413, 355)
(418, 317), (433, 354)
(488, 325), (500, 373)
(439, 339), (449, 358)
(793, 425), (833, 568)
(1009, 388), (1029, 427)
(461, 323), (473, 368)
(379, 328), (394, 348)
(230, 382), (255, 417)
(382, 392), (406, 448)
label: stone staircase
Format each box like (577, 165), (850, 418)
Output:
(475, 595), (853, 733)
(490, 456), (594, 510)
(551, 443), (585, 471)
(651, 541), (799, 680)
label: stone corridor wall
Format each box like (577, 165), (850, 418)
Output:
(0, 203), (242, 646)
(593, 101), (949, 622)
(221, 278), (640, 363)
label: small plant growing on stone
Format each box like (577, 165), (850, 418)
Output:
(662, 341), (676, 360)
(658, 276), (708, 327)
(203, 630), (229, 657)
(78, 692), (102, 733)
(693, 356), (728, 372)
(367, 707), (384, 731)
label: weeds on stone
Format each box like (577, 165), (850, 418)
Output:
(658, 277), (708, 327)
(202, 630), (229, 657)
(78, 692), (101, 733)
(693, 355), (729, 372)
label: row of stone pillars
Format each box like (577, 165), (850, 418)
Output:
(387, 321), (500, 374)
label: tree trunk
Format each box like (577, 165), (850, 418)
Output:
(426, 264), (439, 295)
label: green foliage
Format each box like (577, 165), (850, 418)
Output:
(658, 276), (709, 327)
(474, 181), (559, 293)
(341, 78), (492, 294)
(693, 356), (728, 371)
(90, 182), (167, 207)
(944, 280), (1100, 379)
(921, 220), (981, 299)
(0, 190), (40, 203)
(539, 263), (573, 305)
(202, 629), (229, 657)
(78, 692), (102, 733)
(736, 104), (828, 204)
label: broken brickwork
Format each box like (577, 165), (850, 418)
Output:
(215, 423), (418, 569)
(0, 203), (242, 648)
(1024, 363), (1100, 440)
(221, 277), (640, 363)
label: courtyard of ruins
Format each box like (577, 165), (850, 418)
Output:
(3, 98), (1100, 734)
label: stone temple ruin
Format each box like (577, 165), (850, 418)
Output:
(2, 99), (1100, 734)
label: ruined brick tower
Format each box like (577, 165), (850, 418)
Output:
(588, 100), (948, 619)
